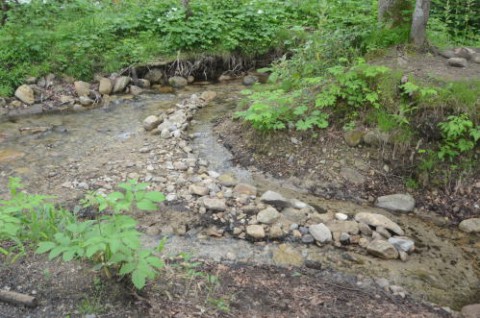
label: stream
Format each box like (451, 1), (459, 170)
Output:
(0, 82), (479, 311)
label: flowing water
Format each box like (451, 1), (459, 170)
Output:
(0, 83), (479, 310)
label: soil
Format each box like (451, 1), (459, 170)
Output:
(214, 47), (480, 225)
(0, 254), (450, 318)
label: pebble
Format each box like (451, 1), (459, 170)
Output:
(335, 212), (348, 221)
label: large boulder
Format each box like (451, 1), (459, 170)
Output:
(14, 85), (35, 104)
(461, 304), (480, 318)
(355, 212), (404, 236)
(375, 194), (415, 212)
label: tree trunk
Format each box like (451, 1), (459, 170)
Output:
(410, 0), (431, 48)
(378, 0), (412, 28)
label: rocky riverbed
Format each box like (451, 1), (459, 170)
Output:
(1, 82), (479, 314)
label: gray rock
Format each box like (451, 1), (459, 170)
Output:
(376, 226), (391, 239)
(203, 198), (226, 212)
(340, 232), (350, 245)
(134, 79), (151, 88)
(309, 223), (332, 243)
(74, 81), (90, 97)
(447, 57), (467, 68)
(99, 77), (113, 95)
(459, 218), (480, 233)
(246, 225), (265, 239)
(143, 115), (163, 131)
(335, 213), (348, 221)
(358, 222), (373, 236)
(461, 304), (480, 318)
(363, 129), (390, 146)
(233, 183), (257, 196)
(472, 53), (480, 64)
(189, 185), (209, 196)
(326, 220), (359, 235)
(282, 207), (309, 224)
(388, 236), (415, 253)
(14, 85), (35, 104)
(366, 240), (399, 259)
(375, 193), (415, 212)
(340, 167), (366, 186)
(200, 91), (217, 102)
(129, 85), (143, 95)
(257, 206), (280, 224)
(302, 234), (315, 244)
(144, 69), (163, 83)
(218, 173), (237, 187)
(168, 111), (187, 125)
(343, 130), (364, 147)
(168, 76), (188, 88)
(260, 190), (292, 209)
(439, 50), (455, 59)
(79, 96), (94, 106)
(243, 75), (258, 86)
(355, 212), (404, 236)
(289, 199), (309, 210)
(268, 224), (284, 239)
(113, 76), (131, 93)
(454, 47), (476, 60)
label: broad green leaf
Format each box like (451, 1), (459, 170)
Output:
(144, 191), (166, 203)
(36, 241), (56, 254)
(132, 269), (147, 289)
(136, 200), (158, 211)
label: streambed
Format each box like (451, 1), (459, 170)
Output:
(0, 82), (479, 310)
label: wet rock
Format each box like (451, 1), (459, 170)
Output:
(272, 244), (303, 266)
(246, 224), (265, 239)
(343, 130), (364, 147)
(203, 198), (226, 212)
(189, 185), (209, 196)
(260, 190), (292, 209)
(309, 223), (332, 243)
(168, 76), (188, 88)
(447, 57), (467, 68)
(459, 218), (480, 233)
(200, 91), (217, 102)
(79, 96), (94, 106)
(212, 174), (234, 188)
(355, 212), (404, 236)
(233, 183), (257, 196)
(461, 304), (480, 318)
(99, 77), (113, 95)
(113, 76), (131, 93)
(388, 236), (415, 253)
(282, 207), (309, 224)
(375, 193), (415, 212)
(243, 75), (259, 86)
(257, 206), (280, 224)
(134, 79), (151, 88)
(74, 81), (90, 97)
(143, 115), (163, 131)
(169, 111), (187, 125)
(144, 69), (163, 84)
(366, 240), (399, 259)
(15, 85), (35, 104)
(340, 167), (366, 186)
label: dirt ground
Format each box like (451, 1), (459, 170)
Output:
(0, 253), (451, 318)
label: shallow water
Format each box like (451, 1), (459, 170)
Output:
(1, 83), (479, 310)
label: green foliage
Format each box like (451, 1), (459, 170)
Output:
(437, 114), (480, 160)
(0, 0), (324, 95)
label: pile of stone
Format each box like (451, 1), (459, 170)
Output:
(440, 47), (480, 68)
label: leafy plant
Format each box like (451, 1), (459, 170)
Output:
(437, 114), (480, 160)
